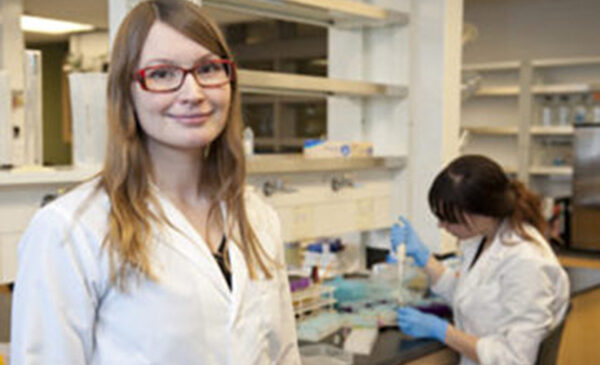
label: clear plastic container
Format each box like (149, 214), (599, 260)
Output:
(300, 344), (353, 365)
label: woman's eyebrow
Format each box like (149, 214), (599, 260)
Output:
(142, 53), (219, 67)
(142, 58), (177, 67)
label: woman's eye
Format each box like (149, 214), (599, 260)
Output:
(197, 62), (222, 74)
(147, 67), (177, 79)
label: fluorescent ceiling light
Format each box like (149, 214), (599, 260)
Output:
(21, 15), (94, 34)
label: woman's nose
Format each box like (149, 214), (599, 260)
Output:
(178, 73), (206, 102)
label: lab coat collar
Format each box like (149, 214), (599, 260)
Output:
(149, 187), (234, 304)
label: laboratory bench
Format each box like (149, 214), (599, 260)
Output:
(304, 327), (458, 365)
(353, 329), (458, 365)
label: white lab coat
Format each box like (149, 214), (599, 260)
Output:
(11, 179), (301, 365)
(431, 220), (569, 365)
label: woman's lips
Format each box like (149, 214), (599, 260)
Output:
(168, 111), (213, 125)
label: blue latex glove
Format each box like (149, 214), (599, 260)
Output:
(390, 216), (430, 267)
(397, 307), (448, 342)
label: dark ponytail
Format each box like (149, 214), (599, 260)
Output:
(429, 155), (547, 242)
(508, 180), (547, 241)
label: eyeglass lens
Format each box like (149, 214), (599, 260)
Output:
(143, 61), (230, 91)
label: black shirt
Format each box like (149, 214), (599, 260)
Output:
(213, 236), (232, 290)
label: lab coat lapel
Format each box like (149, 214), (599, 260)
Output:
(455, 221), (510, 304)
(151, 192), (232, 302)
(228, 240), (249, 328)
(219, 202), (251, 329)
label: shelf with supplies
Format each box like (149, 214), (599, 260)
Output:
(529, 166), (573, 176)
(0, 156), (407, 186)
(530, 125), (574, 136)
(204, 0), (409, 28)
(246, 154), (407, 175)
(462, 56), (600, 196)
(532, 83), (600, 95)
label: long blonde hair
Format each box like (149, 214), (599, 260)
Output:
(101, 0), (273, 287)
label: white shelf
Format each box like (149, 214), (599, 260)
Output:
(254, 137), (307, 148)
(204, 0), (409, 28)
(474, 86), (519, 96)
(0, 157), (405, 184)
(238, 69), (407, 98)
(532, 56), (600, 68)
(529, 166), (573, 176)
(530, 125), (574, 136)
(462, 126), (518, 135)
(0, 165), (100, 187)
(246, 154), (407, 174)
(242, 94), (322, 105)
(462, 61), (520, 72)
(532, 83), (600, 95)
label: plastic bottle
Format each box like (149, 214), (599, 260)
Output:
(585, 94), (594, 123)
(592, 93), (600, 123)
(572, 94), (587, 125)
(243, 126), (254, 156)
(557, 95), (571, 126)
(540, 95), (554, 126)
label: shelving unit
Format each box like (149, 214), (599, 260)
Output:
(238, 69), (408, 98)
(462, 56), (600, 197)
(213, 1), (409, 153)
(204, 0), (409, 28)
(461, 62), (521, 178)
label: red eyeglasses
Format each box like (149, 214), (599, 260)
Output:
(134, 59), (236, 93)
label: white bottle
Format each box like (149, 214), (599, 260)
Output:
(572, 94), (587, 125)
(592, 93), (600, 123)
(540, 96), (554, 126)
(243, 126), (254, 156)
(557, 95), (571, 126)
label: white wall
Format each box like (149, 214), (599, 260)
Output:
(464, 0), (600, 63)
(0, 0), (25, 166)
(409, 0), (463, 253)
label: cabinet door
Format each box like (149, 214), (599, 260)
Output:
(257, 170), (393, 242)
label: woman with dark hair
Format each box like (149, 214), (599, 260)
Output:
(392, 155), (569, 365)
(10, 1), (300, 363)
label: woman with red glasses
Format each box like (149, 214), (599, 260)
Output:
(11, 1), (300, 364)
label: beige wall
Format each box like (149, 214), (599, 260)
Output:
(464, 0), (600, 63)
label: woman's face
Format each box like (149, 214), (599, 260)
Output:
(131, 21), (231, 155)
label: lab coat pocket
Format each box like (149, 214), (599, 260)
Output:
(254, 274), (286, 359)
(461, 281), (503, 335)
